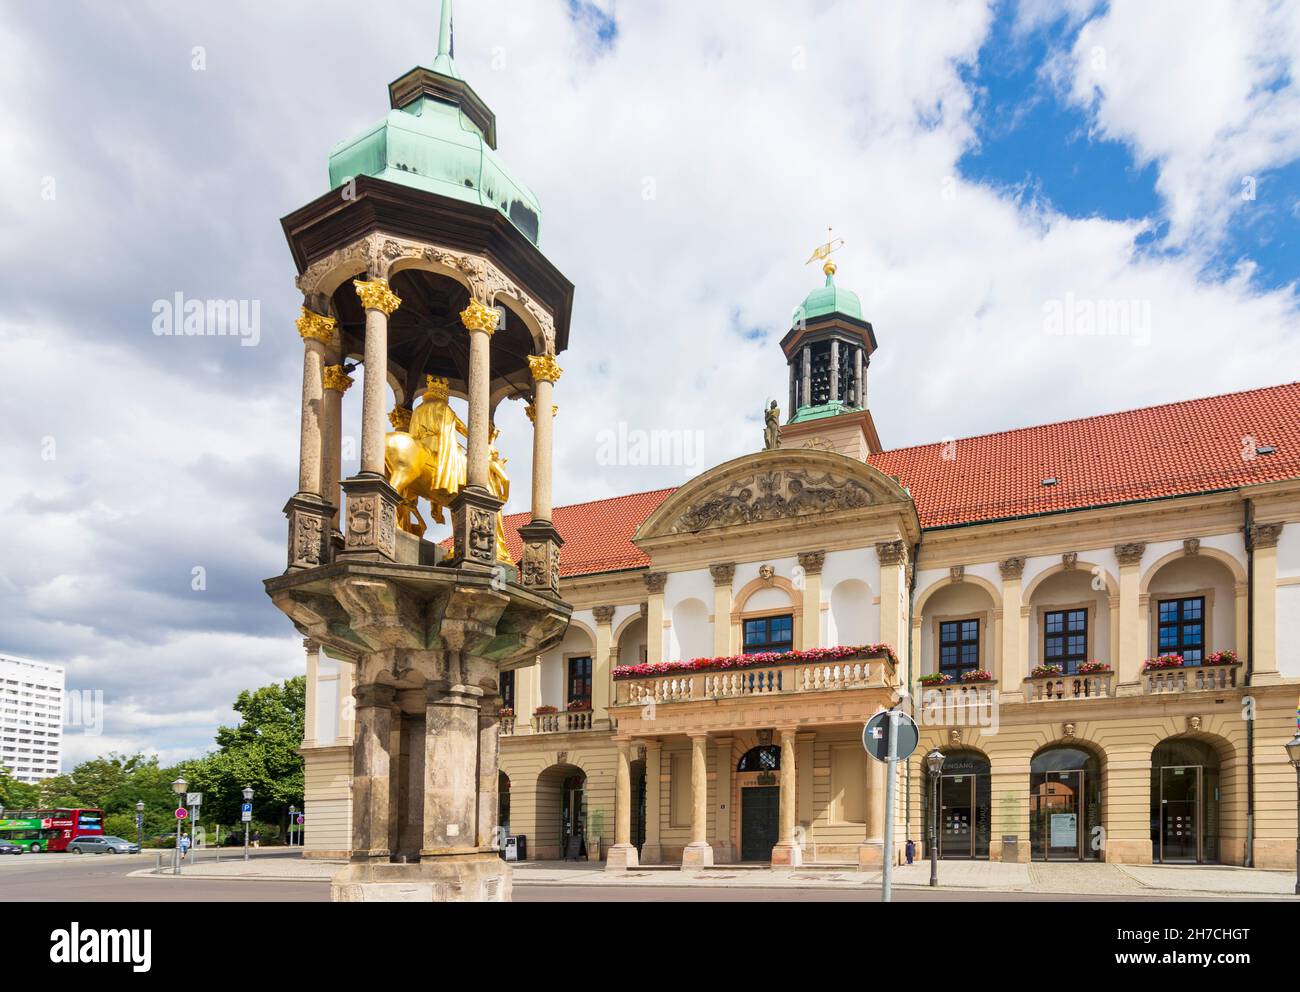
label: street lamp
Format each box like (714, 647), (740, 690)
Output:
(170, 777), (187, 875)
(135, 801), (144, 851)
(289, 804), (297, 847)
(925, 748), (945, 887)
(1285, 732), (1300, 896)
(242, 786), (254, 862)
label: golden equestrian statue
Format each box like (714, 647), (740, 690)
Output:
(384, 375), (514, 563)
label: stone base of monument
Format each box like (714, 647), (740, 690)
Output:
(330, 853), (511, 903)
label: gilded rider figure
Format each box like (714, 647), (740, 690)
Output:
(385, 376), (467, 536)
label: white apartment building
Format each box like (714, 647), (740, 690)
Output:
(0, 655), (64, 784)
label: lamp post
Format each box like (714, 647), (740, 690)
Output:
(925, 748), (945, 887)
(1285, 732), (1300, 896)
(135, 801), (144, 851)
(242, 786), (253, 862)
(289, 804), (297, 847)
(170, 777), (187, 875)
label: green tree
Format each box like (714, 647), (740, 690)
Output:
(186, 676), (305, 831)
(38, 753), (151, 809)
(0, 768), (40, 810)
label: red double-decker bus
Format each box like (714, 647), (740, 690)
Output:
(0, 808), (104, 853)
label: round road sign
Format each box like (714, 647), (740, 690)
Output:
(862, 710), (919, 762)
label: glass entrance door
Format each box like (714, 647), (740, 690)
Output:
(939, 774), (974, 859)
(1031, 770), (1083, 860)
(1159, 765), (1200, 863)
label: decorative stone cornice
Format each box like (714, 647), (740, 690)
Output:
(1250, 522), (1284, 549)
(1114, 542), (1147, 566)
(323, 364), (354, 393)
(295, 307), (336, 344)
(460, 298), (500, 334)
(876, 541), (908, 566)
(998, 556), (1026, 579)
(353, 278), (401, 316)
(643, 571), (667, 594)
(592, 604), (616, 625)
(949, 564), (965, 583)
(528, 353), (563, 383)
(797, 551), (826, 575)
(388, 406), (412, 432)
(710, 562), (736, 586)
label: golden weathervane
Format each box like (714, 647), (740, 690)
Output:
(805, 226), (845, 275)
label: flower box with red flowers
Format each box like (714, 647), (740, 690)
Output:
(533, 705), (558, 715)
(1075, 661), (1112, 675)
(498, 707), (515, 719)
(1142, 655), (1184, 671)
(1030, 665), (1063, 678)
(611, 643), (899, 681)
(565, 700), (592, 713)
(1205, 650), (1239, 666)
(918, 673), (952, 686)
(960, 669), (993, 683)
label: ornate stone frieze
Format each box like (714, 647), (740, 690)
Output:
(672, 469), (873, 533)
(1114, 542), (1147, 566)
(643, 571), (667, 594)
(593, 604), (616, 625)
(876, 541), (908, 566)
(353, 278), (401, 316)
(1250, 522), (1283, 549)
(797, 550), (826, 575)
(527, 354), (563, 383)
(710, 562), (736, 586)
(296, 307), (336, 344)
(999, 556), (1026, 579)
(323, 364), (354, 393)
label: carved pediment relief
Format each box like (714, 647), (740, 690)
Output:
(670, 468), (873, 534)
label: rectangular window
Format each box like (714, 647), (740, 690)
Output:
(499, 670), (515, 711)
(742, 614), (794, 655)
(1043, 608), (1088, 674)
(938, 619), (980, 678)
(1157, 597), (1205, 665)
(566, 656), (592, 705)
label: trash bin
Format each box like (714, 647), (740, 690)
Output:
(1001, 835), (1019, 863)
(504, 835), (527, 862)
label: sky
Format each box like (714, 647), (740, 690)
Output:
(2, 0), (1299, 766)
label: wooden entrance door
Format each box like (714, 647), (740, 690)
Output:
(740, 786), (780, 861)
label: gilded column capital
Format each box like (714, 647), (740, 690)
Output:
(998, 556), (1026, 580)
(1250, 522), (1284, 549)
(593, 604), (616, 625)
(353, 278), (401, 316)
(323, 364), (354, 393)
(643, 571), (667, 594)
(796, 550), (826, 575)
(388, 406), (412, 432)
(709, 562), (736, 586)
(460, 298), (500, 334)
(1114, 542), (1147, 567)
(524, 402), (558, 424)
(875, 540), (908, 567)
(296, 307), (336, 345)
(528, 353), (564, 383)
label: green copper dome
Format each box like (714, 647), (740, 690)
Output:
(795, 262), (863, 322)
(327, 1), (543, 245)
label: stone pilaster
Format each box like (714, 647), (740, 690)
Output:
(1250, 522), (1284, 681)
(422, 682), (482, 855)
(710, 563), (735, 656)
(593, 605), (615, 727)
(641, 740), (663, 864)
(1115, 542), (1146, 688)
(797, 550), (825, 650)
(644, 571), (667, 664)
(999, 556), (1027, 700)
(876, 541), (909, 672)
(351, 683), (396, 861)
(713, 735), (733, 863)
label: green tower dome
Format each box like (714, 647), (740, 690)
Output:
(794, 260), (863, 322)
(327, 0), (543, 245)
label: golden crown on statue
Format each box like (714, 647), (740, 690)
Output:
(423, 375), (451, 401)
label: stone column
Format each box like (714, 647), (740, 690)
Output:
(303, 639), (320, 746)
(713, 735), (733, 863)
(1250, 523), (1284, 681)
(422, 682), (481, 855)
(854, 346), (864, 406)
(771, 727), (803, 866)
(322, 363), (353, 530)
(460, 299), (498, 488)
(1115, 543), (1146, 688)
(709, 563), (735, 656)
(284, 307), (337, 570)
(682, 733), (714, 867)
(351, 684), (396, 860)
(644, 572), (667, 664)
(801, 346), (811, 407)
(352, 279), (400, 476)
(642, 740), (663, 864)
(476, 696), (501, 849)
(829, 339), (840, 402)
(797, 550), (825, 650)
(858, 744), (886, 867)
(606, 740), (640, 870)
(593, 606), (615, 727)
(999, 557), (1027, 701)
(519, 355), (565, 594)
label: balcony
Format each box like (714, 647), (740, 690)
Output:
(613, 650), (896, 707)
(499, 709), (596, 736)
(1143, 663), (1241, 695)
(1027, 670), (1115, 701)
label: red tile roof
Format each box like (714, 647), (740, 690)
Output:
(868, 382), (1300, 528)
(490, 383), (1299, 575)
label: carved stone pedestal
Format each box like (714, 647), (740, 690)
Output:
(681, 841), (714, 868)
(770, 842), (803, 868)
(518, 520), (564, 594)
(339, 475), (400, 562)
(446, 485), (504, 570)
(284, 494), (335, 571)
(331, 852), (510, 902)
(604, 843), (639, 871)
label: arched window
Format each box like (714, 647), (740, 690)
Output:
(737, 745), (781, 772)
